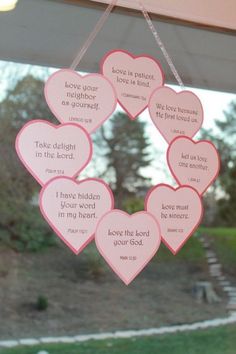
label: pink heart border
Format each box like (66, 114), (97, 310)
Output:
(148, 86), (204, 144)
(44, 69), (117, 133)
(15, 119), (93, 186)
(145, 183), (204, 255)
(100, 49), (165, 120)
(95, 209), (161, 285)
(39, 176), (115, 255)
(167, 136), (221, 195)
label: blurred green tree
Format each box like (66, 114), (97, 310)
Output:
(201, 100), (236, 225)
(95, 112), (152, 209)
(0, 75), (56, 250)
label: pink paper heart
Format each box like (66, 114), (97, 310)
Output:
(44, 69), (117, 133)
(148, 86), (204, 143)
(95, 210), (161, 285)
(145, 184), (203, 254)
(101, 49), (164, 120)
(167, 136), (220, 195)
(40, 177), (114, 254)
(15, 120), (92, 186)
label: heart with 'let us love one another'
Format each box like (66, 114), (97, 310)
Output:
(145, 184), (203, 254)
(95, 209), (161, 285)
(40, 177), (114, 254)
(167, 136), (220, 195)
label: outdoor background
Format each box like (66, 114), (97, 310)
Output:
(0, 60), (236, 353)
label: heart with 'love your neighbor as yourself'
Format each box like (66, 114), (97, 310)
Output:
(44, 69), (117, 133)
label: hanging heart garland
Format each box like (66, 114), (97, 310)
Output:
(15, 48), (220, 284)
(14, 1), (221, 285)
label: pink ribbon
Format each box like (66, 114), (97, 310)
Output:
(70, 0), (184, 90)
(70, 0), (118, 70)
(138, 1), (185, 89)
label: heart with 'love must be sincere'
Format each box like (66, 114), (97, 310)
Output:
(145, 184), (203, 254)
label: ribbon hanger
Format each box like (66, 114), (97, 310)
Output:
(138, 1), (185, 90)
(70, 0), (185, 90)
(70, 0), (118, 70)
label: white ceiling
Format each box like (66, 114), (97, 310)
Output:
(90, 0), (236, 30)
(0, 0), (235, 93)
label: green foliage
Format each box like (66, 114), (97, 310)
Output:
(2, 325), (236, 354)
(123, 197), (144, 214)
(35, 295), (48, 311)
(200, 227), (236, 275)
(94, 112), (152, 208)
(201, 100), (236, 225)
(0, 74), (56, 251)
(0, 205), (55, 252)
(72, 243), (106, 281)
(0, 74), (56, 128)
(83, 244), (105, 280)
(154, 235), (205, 265)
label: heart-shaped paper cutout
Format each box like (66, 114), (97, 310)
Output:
(167, 136), (220, 195)
(15, 120), (92, 185)
(148, 86), (204, 143)
(40, 177), (114, 254)
(95, 210), (161, 285)
(101, 49), (164, 120)
(145, 184), (203, 254)
(44, 69), (117, 133)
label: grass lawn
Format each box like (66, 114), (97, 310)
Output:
(155, 234), (205, 264)
(1, 324), (236, 354)
(200, 227), (236, 275)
